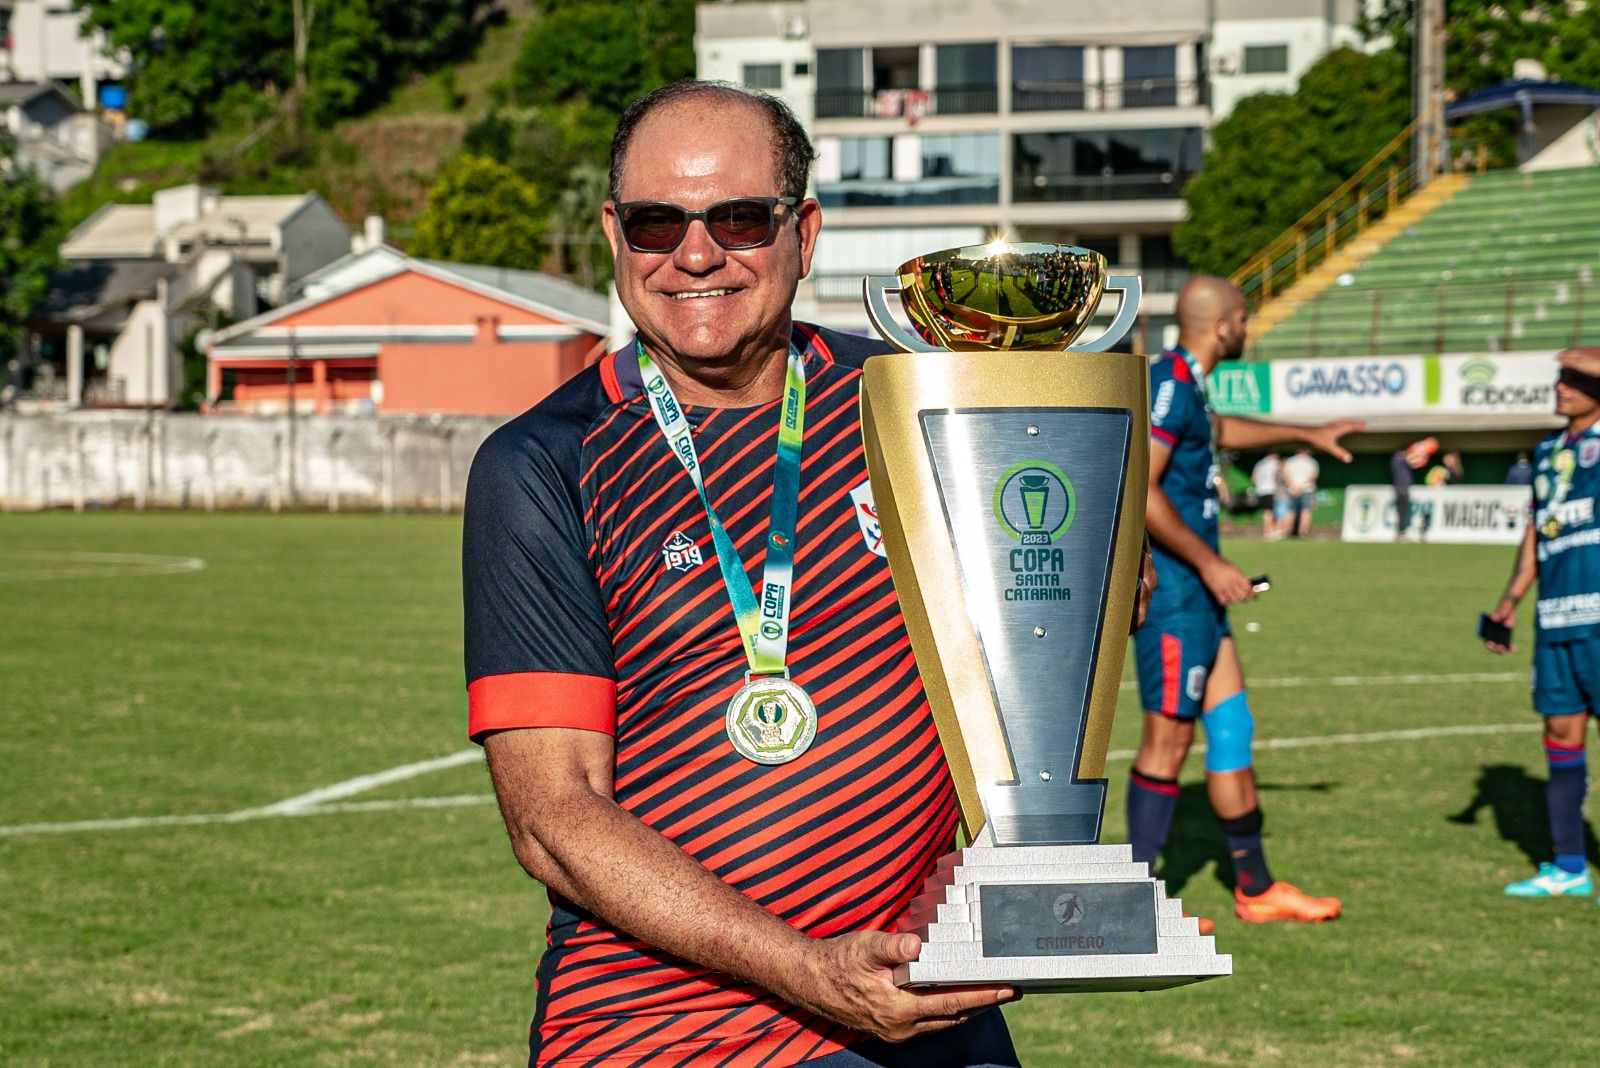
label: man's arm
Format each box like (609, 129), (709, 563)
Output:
(1145, 439), (1253, 605)
(483, 727), (1014, 1042)
(1485, 521), (1537, 654)
(1216, 416), (1367, 462)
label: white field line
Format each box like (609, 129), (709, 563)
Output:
(1119, 670), (1523, 692)
(1103, 721), (1539, 763)
(0, 668), (1536, 837)
(0, 551), (206, 581)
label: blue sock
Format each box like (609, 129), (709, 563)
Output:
(1545, 738), (1588, 873)
(1218, 808), (1273, 896)
(1127, 769), (1179, 867)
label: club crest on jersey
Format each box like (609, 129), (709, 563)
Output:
(660, 530), (703, 572)
(1186, 666), (1207, 701)
(848, 481), (887, 557)
(1581, 438), (1600, 468)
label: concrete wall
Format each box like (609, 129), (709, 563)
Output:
(0, 412), (504, 513)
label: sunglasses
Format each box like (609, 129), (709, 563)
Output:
(615, 196), (799, 254)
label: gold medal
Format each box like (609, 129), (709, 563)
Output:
(725, 674), (817, 765)
(1542, 515), (1564, 539)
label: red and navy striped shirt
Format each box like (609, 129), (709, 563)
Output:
(462, 323), (959, 1066)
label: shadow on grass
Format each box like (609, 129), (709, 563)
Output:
(1447, 762), (1600, 867)
(1153, 780), (1338, 894)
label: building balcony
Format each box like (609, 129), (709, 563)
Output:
(1014, 171), (1195, 202)
(1013, 76), (1210, 112)
(815, 85), (996, 120)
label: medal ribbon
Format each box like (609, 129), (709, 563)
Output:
(636, 338), (806, 676)
(1542, 426), (1592, 534)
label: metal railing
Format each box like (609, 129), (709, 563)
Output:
(815, 76), (1207, 119)
(1231, 121), (1492, 309)
(1013, 171), (1194, 202)
(1012, 76), (1208, 112)
(1247, 272), (1600, 358)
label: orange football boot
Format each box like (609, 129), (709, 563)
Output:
(1233, 880), (1342, 924)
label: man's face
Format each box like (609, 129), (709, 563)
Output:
(1556, 380), (1600, 420)
(1216, 294), (1248, 361)
(602, 99), (820, 374)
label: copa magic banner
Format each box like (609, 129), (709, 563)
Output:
(1341, 484), (1530, 545)
(1205, 352), (1563, 419)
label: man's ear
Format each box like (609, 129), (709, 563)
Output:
(794, 199), (822, 278)
(600, 201), (623, 259)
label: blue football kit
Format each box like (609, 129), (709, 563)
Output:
(1133, 348), (1230, 720)
(1530, 423), (1600, 715)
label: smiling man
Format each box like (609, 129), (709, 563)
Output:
(462, 82), (1022, 1067)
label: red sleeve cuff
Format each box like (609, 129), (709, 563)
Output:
(467, 671), (617, 743)
(1151, 426), (1177, 446)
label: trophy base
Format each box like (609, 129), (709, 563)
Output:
(894, 844), (1232, 992)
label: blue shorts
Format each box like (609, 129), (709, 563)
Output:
(796, 1007), (1018, 1067)
(1532, 636), (1600, 715)
(1133, 580), (1231, 720)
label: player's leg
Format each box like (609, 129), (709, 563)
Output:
(1128, 627), (1202, 869)
(1507, 641), (1592, 896)
(1201, 636), (1342, 922)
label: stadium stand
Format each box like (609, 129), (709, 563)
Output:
(1246, 165), (1600, 359)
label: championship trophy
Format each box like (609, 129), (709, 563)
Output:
(860, 243), (1231, 991)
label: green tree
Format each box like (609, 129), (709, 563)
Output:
(547, 162), (614, 291)
(407, 154), (545, 269)
(75, 0), (489, 136)
(0, 148), (61, 362)
(1174, 47), (1410, 277)
(508, 0), (696, 115)
(1361, 0), (1600, 93)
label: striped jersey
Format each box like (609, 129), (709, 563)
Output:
(462, 324), (959, 1066)
(1533, 423), (1600, 641)
(1147, 347), (1220, 588)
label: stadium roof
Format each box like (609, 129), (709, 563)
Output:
(1445, 78), (1600, 119)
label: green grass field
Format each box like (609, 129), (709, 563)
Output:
(1, 513), (1590, 1066)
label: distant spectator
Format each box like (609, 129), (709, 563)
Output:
(1281, 447), (1320, 538)
(1425, 451), (1464, 487)
(1391, 437), (1439, 542)
(1505, 451), (1534, 486)
(1251, 452), (1285, 539)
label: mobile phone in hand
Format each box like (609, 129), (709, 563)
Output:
(1478, 612), (1512, 646)
(1249, 574), (1271, 594)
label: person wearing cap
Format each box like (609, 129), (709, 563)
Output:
(1485, 351), (1600, 898)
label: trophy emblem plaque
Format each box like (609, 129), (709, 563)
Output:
(859, 243), (1231, 992)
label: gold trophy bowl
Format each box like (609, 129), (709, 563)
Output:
(896, 242), (1108, 351)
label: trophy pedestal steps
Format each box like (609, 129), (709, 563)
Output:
(894, 844), (1232, 991)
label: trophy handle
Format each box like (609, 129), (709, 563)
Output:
(1066, 274), (1142, 353)
(863, 275), (944, 353)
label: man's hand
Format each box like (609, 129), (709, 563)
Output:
(1484, 597), (1517, 654)
(1200, 556), (1255, 606)
(1305, 419), (1367, 463)
(782, 930), (1015, 1043)
(1132, 535), (1157, 632)
(1558, 347), (1600, 376)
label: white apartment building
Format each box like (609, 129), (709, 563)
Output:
(697, 0), (1362, 347)
(0, 0), (125, 103)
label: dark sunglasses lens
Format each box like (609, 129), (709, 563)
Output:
(707, 199), (776, 248)
(622, 205), (688, 252)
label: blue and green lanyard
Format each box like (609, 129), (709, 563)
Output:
(635, 339), (807, 678)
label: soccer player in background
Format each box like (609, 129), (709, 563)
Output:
(1485, 352), (1600, 897)
(1129, 276), (1363, 926)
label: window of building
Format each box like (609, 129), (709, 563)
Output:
(1121, 45), (1178, 107)
(793, 60), (811, 77)
(1139, 233), (1190, 291)
(816, 47), (866, 117)
(1012, 127), (1202, 202)
(819, 133), (999, 207)
(742, 63), (783, 90)
(1012, 45), (1085, 112)
(934, 42), (998, 114)
(1243, 44), (1290, 74)
(872, 46), (921, 91)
